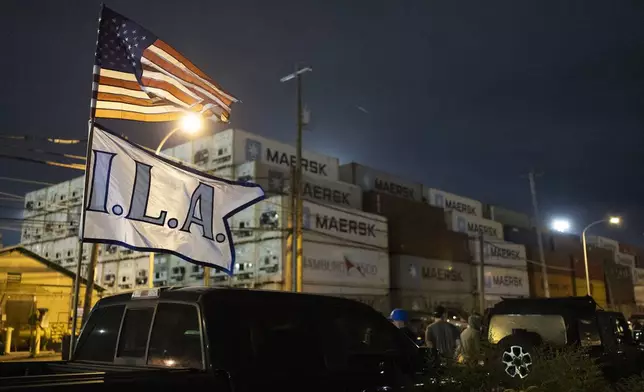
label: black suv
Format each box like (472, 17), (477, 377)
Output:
(483, 296), (644, 385)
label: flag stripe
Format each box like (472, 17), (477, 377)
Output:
(96, 92), (173, 107)
(98, 68), (197, 109)
(141, 68), (203, 101)
(141, 57), (230, 112)
(142, 49), (233, 108)
(95, 108), (182, 122)
(98, 85), (149, 99)
(96, 101), (184, 114)
(99, 68), (138, 82)
(151, 41), (237, 102)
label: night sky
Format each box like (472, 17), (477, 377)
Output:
(2, 0), (644, 246)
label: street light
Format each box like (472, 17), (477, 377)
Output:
(155, 113), (203, 154)
(149, 113), (204, 288)
(581, 216), (621, 296)
(551, 219), (571, 233)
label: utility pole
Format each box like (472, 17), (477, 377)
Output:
(478, 233), (486, 313)
(284, 167), (295, 292)
(280, 65), (312, 293)
(82, 243), (99, 325)
(528, 171), (550, 297)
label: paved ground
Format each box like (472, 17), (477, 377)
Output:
(0, 351), (62, 362)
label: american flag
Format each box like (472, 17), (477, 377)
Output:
(92, 6), (238, 123)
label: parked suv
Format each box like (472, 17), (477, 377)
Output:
(483, 296), (644, 386)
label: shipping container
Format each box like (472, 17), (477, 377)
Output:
(587, 235), (619, 255)
(616, 252), (635, 268)
(69, 177), (85, 206)
(236, 161), (362, 209)
(471, 239), (527, 268)
(182, 128), (341, 180)
(528, 265), (574, 298)
(231, 195), (388, 249)
(633, 268), (644, 286)
(152, 253), (171, 287)
(572, 278), (607, 307)
(101, 261), (119, 290)
(339, 163), (423, 202)
(389, 227), (471, 262)
(362, 191), (446, 231)
(569, 246), (609, 281)
(390, 255), (473, 293)
(635, 286), (644, 306)
(427, 188), (483, 217)
(486, 205), (532, 229)
(483, 266), (530, 297)
(237, 238), (389, 290)
(117, 259), (135, 291)
(46, 181), (70, 212)
(604, 261), (635, 305)
(446, 211), (503, 240)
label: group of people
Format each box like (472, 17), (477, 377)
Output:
(390, 305), (482, 364)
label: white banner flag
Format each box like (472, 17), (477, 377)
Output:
(81, 124), (265, 273)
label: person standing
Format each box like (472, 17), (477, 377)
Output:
(455, 315), (482, 364)
(425, 305), (460, 358)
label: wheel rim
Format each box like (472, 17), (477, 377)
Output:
(501, 345), (532, 379)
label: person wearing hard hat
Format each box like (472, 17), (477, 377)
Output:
(389, 308), (418, 343)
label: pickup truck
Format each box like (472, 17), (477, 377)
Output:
(483, 295), (644, 387)
(1, 287), (432, 391)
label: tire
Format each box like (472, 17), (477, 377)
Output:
(494, 333), (541, 387)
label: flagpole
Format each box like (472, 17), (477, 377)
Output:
(70, 3), (104, 359)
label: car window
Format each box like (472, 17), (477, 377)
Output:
(117, 308), (154, 358)
(247, 306), (324, 372)
(147, 303), (203, 369)
(578, 318), (602, 347)
(614, 316), (633, 345)
(75, 305), (125, 362)
(321, 307), (416, 372)
(488, 314), (567, 345)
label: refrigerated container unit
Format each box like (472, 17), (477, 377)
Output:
(236, 161), (362, 210)
(169, 128), (340, 181)
(427, 188), (483, 217)
(470, 239), (527, 268)
(445, 211), (503, 240)
(339, 162), (423, 202)
(389, 255), (474, 313)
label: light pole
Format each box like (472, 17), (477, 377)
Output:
(581, 216), (621, 296)
(148, 113), (204, 288)
(280, 65), (312, 293)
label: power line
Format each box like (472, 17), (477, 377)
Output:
(0, 176), (55, 186)
(0, 153), (85, 171)
(0, 135), (85, 144)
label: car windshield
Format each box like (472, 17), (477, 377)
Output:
(488, 314), (567, 345)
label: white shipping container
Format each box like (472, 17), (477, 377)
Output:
(236, 161), (363, 209)
(302, 201), (388, 249)
(117, 259), (135, 290)
(615, 252), (635, 268)
(390, 255), (473, 293)
(483, 266), (530, 297)
(196, 128), (340, 180)
(245, 238), (389, 289)
(101, 261), (118, 290)
(471, 240), (526, 267)
(338, 163), (423, 202)
(446, 211), (503, 240)
(633, 268), (644, 286)
(428, 188), (483, 217)
(587, 235), (619, 255)
(230, 196), (387, 249)
(69, 177), (85, 205)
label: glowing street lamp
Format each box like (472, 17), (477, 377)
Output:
(551, 219), (571, 233)
(581, 216), (622, 296)
(155, 113), (203, 154)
